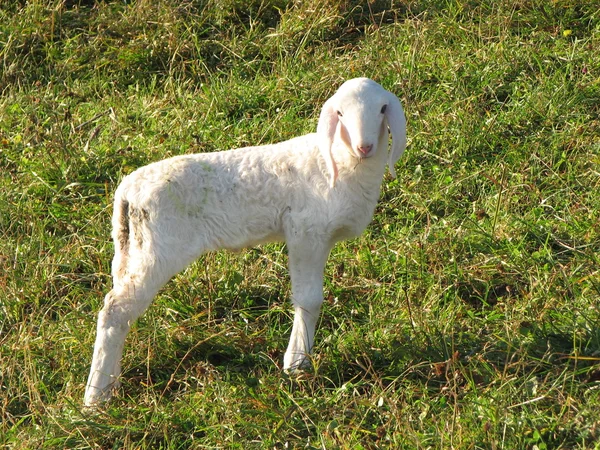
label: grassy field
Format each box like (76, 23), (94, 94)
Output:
(1, 0), (599, 448)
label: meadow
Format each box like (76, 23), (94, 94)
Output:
(1, 0), (599, 448)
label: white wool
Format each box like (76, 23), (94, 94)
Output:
(84, 77), (407, 406)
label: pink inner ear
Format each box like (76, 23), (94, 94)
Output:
(317, 98), (340, 188)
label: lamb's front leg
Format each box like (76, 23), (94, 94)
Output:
(284, 239), (332, 371)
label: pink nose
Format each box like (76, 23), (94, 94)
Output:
(357, 144), (373, 156)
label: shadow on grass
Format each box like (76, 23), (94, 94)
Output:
(117, 273), (599, 406)
(120, 284), (287, 397)
(3, 0), (410, 89)
(337, 309), (598, 392)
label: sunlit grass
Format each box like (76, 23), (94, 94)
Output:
(1, 0), (599, 448)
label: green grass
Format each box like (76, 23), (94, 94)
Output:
(1, 0), (599, 448)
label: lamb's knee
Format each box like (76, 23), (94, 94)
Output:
(292, 286), (324, 314)
(98, 289), (145, 332)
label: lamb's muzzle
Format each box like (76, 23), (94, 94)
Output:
(357, 144), (373, 156)
(84, 77), (407, 406)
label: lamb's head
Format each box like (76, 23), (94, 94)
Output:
(317, 77), (407, 187)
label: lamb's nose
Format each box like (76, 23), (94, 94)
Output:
(357, 144), (373, 156)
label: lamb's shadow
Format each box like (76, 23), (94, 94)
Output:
(121, 284), (289, 396)
(313, 284), (600, 397)
(123, 273), (600, 402)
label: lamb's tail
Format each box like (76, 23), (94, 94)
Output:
(111, 191), (130, 280)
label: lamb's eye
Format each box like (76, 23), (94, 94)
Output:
(381, 105), (387, 114)
(337, 110), (343, 117)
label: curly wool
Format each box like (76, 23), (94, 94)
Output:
(84, 77), (407, 406)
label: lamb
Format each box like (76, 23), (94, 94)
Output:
(84, 77), (407, 406)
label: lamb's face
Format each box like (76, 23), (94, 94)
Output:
(317, 77), (406, 187)
(334, 79), (389, 160)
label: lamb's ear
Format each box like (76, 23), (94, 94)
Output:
(384, 90), (407, 179)
(317, 97), (339, 188)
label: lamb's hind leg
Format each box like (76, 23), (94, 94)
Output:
(84, 275), (162, 406)
(83, 238), (192, 407)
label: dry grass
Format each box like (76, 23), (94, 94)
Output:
(1, 0), (599, 448)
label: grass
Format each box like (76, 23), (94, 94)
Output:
(1, 0), (599, 448)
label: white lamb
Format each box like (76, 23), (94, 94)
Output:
(84, 77), (407, 406)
